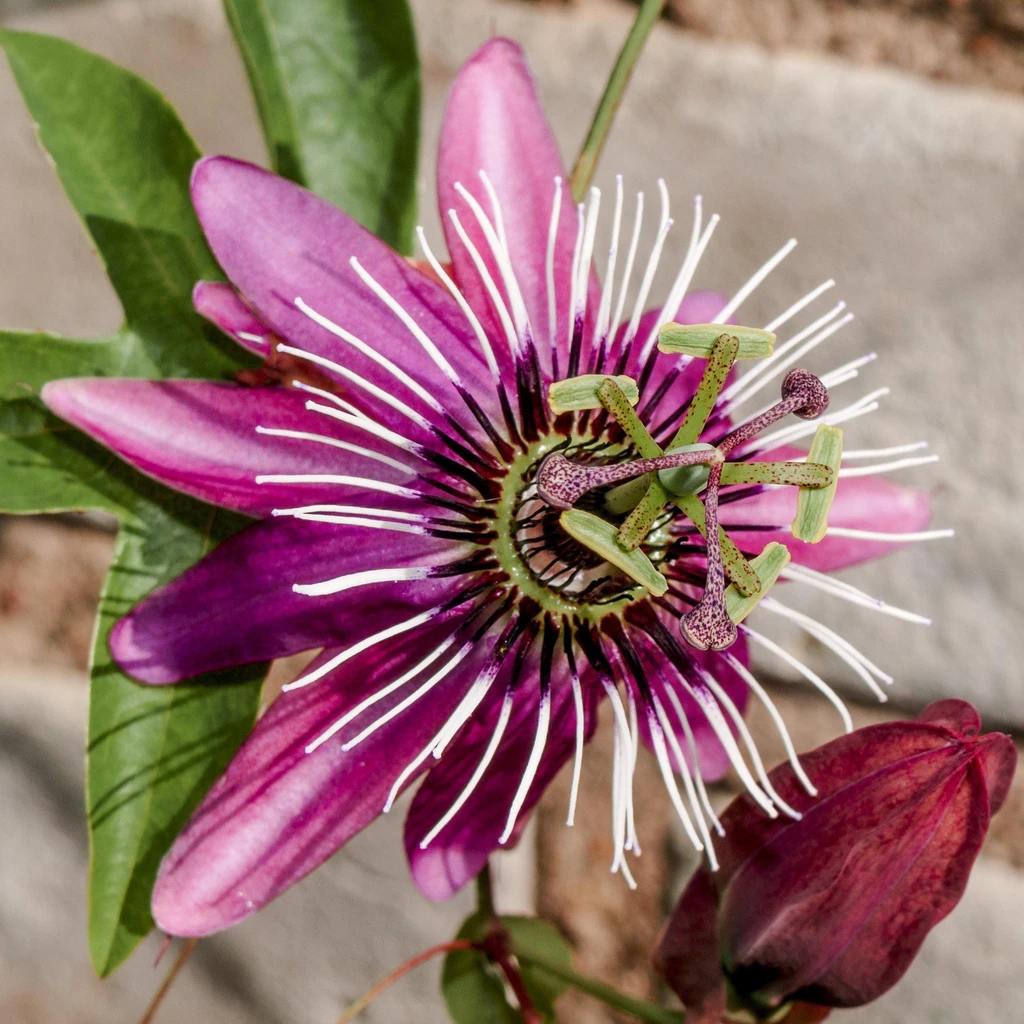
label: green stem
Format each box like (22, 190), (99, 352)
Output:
(570, 0), (668, 201)
(515, 949), (684, 1024)
(137, 938), (199, 1024)
(477, 860), (496, 918)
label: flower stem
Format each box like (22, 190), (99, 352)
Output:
(335, 941), (476, 1023)
(570, 0), (668, 200)
(477, 859), (496, 917)
(515, 949), (685, 1024)
(137, 938), (199, 1024)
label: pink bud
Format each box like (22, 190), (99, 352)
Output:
(656, 700), (1016, 1022)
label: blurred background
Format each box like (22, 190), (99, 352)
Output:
(1, 0), (1022, 1021)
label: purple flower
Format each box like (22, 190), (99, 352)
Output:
(656, 700), (1016, 1022)
(42, 40), (940, 936)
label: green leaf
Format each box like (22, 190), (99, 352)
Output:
(0, 31), (266, 975)
(442, 915), (573, 1024)
(223, 0), (421, 253)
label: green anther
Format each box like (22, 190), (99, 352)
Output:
(673, 493), (761, 597)
(720, 460), (835, 488)
(670, 334), (739, 449)
(560, 508), (668, 596)
(549, 373), (640, 414)
(658, 443), (716, 495)
(596, 377), (662, 457)
(658, 323), (775, 360)
(792, 425), (843, 543)
(725, 542), (791, 623)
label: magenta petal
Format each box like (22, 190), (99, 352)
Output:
(438, 39), (584, 379)
(191, 156), (498, 438)
(111, 514), (469, 683)
(405, 661), (600, 901)
(152, 621), (490, 936)
(41, 378), (420, 516)
(720, 444), (932, 571)
(193, 281), (271, 355)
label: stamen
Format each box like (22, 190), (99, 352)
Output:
(722, 652), (817, 796)
(292, 300), (443, 417)
(254, 425), (414, 475)
(714, 238), (797, 324)
(792, 424), (843, 544)
(293, 564), (431, 598)
(763, 278), (835, 333)
(558, 509), (668, 596)
(285, 606), (443, 691)
(740, 624), (854, 732)
(419, 686), (516, 849)
(305, 635), (460, 750)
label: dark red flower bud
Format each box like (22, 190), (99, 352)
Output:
(656, 700), (1016, 1023)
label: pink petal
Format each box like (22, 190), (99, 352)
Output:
(191, 156), (498, 442)
(153, 619), (491, 936)
(405, 656), (599, 901)
(41, 378), (422, 516)
(110, 514), (471, 683)
(193, 281), (271, 355)
(438, 39), (586, 380)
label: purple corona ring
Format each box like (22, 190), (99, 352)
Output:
(42, 40), (947, 936)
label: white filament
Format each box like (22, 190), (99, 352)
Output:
(292, 300), (441, 418)
(566, 670), (586, 827)
(594, 174), (624, 345)
(545, 176), (563, 351)
(839, 455), (940, 477)
(780, 563), (931, 625)
(740, 624), (854, 732)
(419, 690), (515, 849)
(416, 226), (502, 383)
(499, 686), (552, 844)
(254, 426), (413, 475)
(722, 652), (817, 795)
(302, 400), (425, 459)
(342, 642), (472, 751)
(826, 526), (955, 543)
(285, 606), (442, 690)
(622, 181), (672, 348)
(611, 191), (644, 340)
(305, 635), (459, 750)
(293, 564), (431, 598)
(276, 338), (433, 431)
(763, 279), (835, 333)
(714, 238), (797, 324)
(349, 256), (461, 386)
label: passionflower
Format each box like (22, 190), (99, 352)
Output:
(41, 40), (943, 935)
(656, 700), (1016, 1022)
